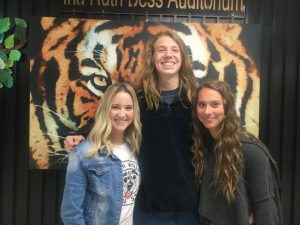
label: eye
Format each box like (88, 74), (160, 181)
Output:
(94, 75), (107, 85)
(156, 48), (166, 53)
(197, 102), (206, 108)
(111, 105), (121, 110)
(125, 105), (133, 111)
(211, 102), (221, 108)
(172, 48), (180, 53)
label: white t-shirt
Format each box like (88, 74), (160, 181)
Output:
(113, 143), (140, 225)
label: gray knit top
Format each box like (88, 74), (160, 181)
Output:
(198, 138), (283, 225)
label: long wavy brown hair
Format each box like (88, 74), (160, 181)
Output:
(192, 80), (246, 203)
(139, 30), (196, 109)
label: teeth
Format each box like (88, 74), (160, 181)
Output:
(115, 119), (127, 122)
(162, 62), (174, 65)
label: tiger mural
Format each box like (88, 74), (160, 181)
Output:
(30, 17), (260, 169)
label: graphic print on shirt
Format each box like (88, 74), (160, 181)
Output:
(122, 160), (140, 206)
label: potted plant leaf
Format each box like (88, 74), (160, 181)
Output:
(0, 17), (27, 88)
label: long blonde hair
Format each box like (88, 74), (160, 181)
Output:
(140, 30), (196, 109)
(87, 82), (142, 157)
(192, 80), (244, 203)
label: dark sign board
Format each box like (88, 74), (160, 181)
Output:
(61, 0), (245, 18)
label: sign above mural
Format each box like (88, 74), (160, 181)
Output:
(61, 0), (245, 17)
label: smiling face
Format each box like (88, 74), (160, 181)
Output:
(196, 87), (225, 139)
(109, 91), (134, 140)
(153, 35), (182, 80)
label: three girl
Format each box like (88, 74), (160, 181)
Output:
(61, 36), (283, 225)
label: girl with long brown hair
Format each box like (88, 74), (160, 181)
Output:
(192, 80), (283, 225)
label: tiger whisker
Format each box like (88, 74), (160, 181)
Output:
(43, 132), (66, 139)
(47, 145), (65, 150)
(35, 105), (79, 131)
(46, 140), (63, 144)
(55, 150), (69, 154)
(47, 148), (70, 165)
(49, 154), (70, 166)
(65, 49), (103, 54)
(47, 146), (69, 153)
(49, 152), (68, 157)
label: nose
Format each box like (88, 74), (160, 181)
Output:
(164, 48), (172, 57)
(204, 105), (212, 114)
(118, 107), (126, 116)
(166, 49), (171, 55)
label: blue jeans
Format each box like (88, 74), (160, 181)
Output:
(134, 210), (199, 225)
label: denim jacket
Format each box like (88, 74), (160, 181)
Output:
(61, 140), (123, 225)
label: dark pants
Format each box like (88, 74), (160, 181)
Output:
(134, 210), (199, 225)
(199, 216), (216, 225)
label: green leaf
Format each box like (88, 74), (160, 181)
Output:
(0, 59), (5, 70)
(4, 34), (15, 49)
(6, 67), (12, 74)
(0, 58), (5, 69)
(5, 58), (13, 67)
(0, 68), (14, 88)
(0, 70), (7, 83)
(0, 33), (4, 44)
(5, 74), (14, 88)
(9, 50), (21, 61)
(0, 50), (7, 60)
(0, 82), (3, 88)
(15, 18), (27, 29)
(15, 25), (27, 42)
(0, 17), (10, 33)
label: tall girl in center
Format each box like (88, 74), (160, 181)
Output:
(134, 30), (198, 225)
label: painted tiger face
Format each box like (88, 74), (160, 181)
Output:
(30, 18), (260, 169)
(30, 18), (146, 168)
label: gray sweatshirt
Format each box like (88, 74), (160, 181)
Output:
(198, 138), (283, 225)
